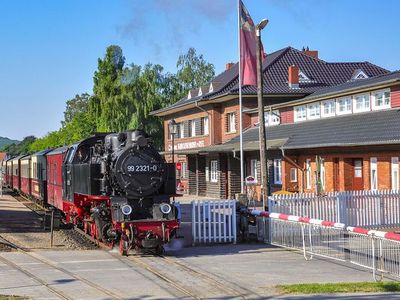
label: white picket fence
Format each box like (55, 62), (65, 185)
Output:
(192, 200), (237, 245)
(268, 190), (400, 228)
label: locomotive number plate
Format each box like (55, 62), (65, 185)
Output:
(127, 165), (158, 172)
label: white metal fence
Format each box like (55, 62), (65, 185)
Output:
(255, 211), (400, 281)
(192, 200), (236, 245)
(269, 190), (400, 228)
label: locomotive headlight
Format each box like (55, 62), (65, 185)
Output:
(159, 203), (172, 215)
(121, 204), (132, 216)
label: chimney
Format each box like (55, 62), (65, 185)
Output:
(288, 65), (299, 89)
(302, 46), (318, 59)
(225, 62), (235, 71)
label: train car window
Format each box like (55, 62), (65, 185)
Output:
(65, 146), (77, 164)
(76, 145), (90, 163)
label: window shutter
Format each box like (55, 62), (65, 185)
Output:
(195, 119), (201, 136)
(200, 118), (205, 135)
(225, 114), (229, 132)
(184, 121), (189, 138)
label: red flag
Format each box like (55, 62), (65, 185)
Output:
(240, 0), (257, 86)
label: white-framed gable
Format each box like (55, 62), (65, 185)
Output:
(187, 90), (192, 99)
(298, 70), (311, 83)
(209, 83), (214, 93)
(352, 69), (369, 80)
(198, 88), (203, 96)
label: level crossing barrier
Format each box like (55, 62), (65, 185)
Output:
(253, 210), (400, 281)
(268, 190), (400, 228)
(192, 200), (236, 245)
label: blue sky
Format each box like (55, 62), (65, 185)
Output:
(1, 0), (399, 140)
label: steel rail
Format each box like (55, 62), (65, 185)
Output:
(0, 235), (123, 300)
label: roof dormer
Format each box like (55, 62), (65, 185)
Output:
(187, 90), (192, 99)
(209, 83), (214, 93)
(351, 69), (369, 81)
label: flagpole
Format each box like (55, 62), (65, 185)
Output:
(238, 0), (244, 194)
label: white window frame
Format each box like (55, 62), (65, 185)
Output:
(370, 157), (378, 191)
(320, 158), (325, 189)
(250, 159), (258, 182)
(179, 123), (184, 139)
(270, 110), (280, 125)
(227, 112), (236, 133)
(210, 160), (218, 183)
(306, 159), (311, 189)
(353, 93), (370, 113)
(336, 97), (352, 115)
(307, 103), (321, 120)
(274, 159), (282, 184)
(294, 105), (307, 122)
(203, 117), (209, 135)
(372, 89), (391, 110)
(392, 157), (399, 190)
(290, 168), (297, 182)
(181, 162), (187, 179)
(190, 120), (196, 137)
(321, 100), (335, 118)
(205, 166), (209, 182)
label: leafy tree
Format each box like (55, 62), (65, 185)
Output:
(62, 93), (91, 126)
(176, 47), (215, 96)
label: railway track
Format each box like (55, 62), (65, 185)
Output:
(0, 236), (123, 300)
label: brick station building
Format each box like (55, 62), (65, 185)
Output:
(151, 46), (400, 199)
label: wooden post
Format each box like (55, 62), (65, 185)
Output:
(256, 25), (269, 210)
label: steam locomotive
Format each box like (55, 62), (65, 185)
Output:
(2, 130), (180, 255)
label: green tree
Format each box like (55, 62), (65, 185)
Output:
(62, 93), (91, 127)
(176, 47), (215, 96)
(2, 136), (36, 156)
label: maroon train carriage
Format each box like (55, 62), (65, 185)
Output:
(46, 147), (68, 210)
(30, 149), (53, 202)
(11, 155), (25, 191)
(6, 158), (12, 188)
(20, 155), (31, 196)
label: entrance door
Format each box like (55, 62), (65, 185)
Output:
(352, 159), (363, 190)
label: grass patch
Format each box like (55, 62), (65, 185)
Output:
(277, 281), (400, 294)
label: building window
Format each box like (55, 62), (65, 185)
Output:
(273, 159), (282, 184)
(205, 166), (209, 182)
(189, 120), (196, 137)
(306, 159), (311, 189)
(202, 117), (209, 135)
(210, 160), (218, 183)
(337, 97), (352, 115)
(370, 157), (378, 191)
(227, 112), (236, 133)
(321, 100), (335, 117)
(392, 157), (399, 190)
(372, 90), (390, 110)
(290, 168), (297, 182)
(250, 159), (258, 182)
(320, 159), (325, 190)
(264, 110), (280, 126)
(294, 105), (307, 122)
(179, 123), (184, 139)
(181, 162), (187, 179)
(307, 103), (320, 120)
(270, 110), (280, 125)
(354, 93), (370, 113)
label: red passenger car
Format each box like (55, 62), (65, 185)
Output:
(20, 155), (31, 196)
(6, 158), (12, 188)
(46, 147), (67, 210)
(11, 155), (24, 190)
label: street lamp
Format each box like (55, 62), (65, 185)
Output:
(256, 19), (269, 211)
(168, 119), (178, 201)
(168, 119), (178, 164)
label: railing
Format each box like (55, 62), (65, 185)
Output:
(268, 190), (400, 228)
(192, 200), (236, 245)
(254, 210), (400, 281)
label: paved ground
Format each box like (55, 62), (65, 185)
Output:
(1, 192), (399, 299)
